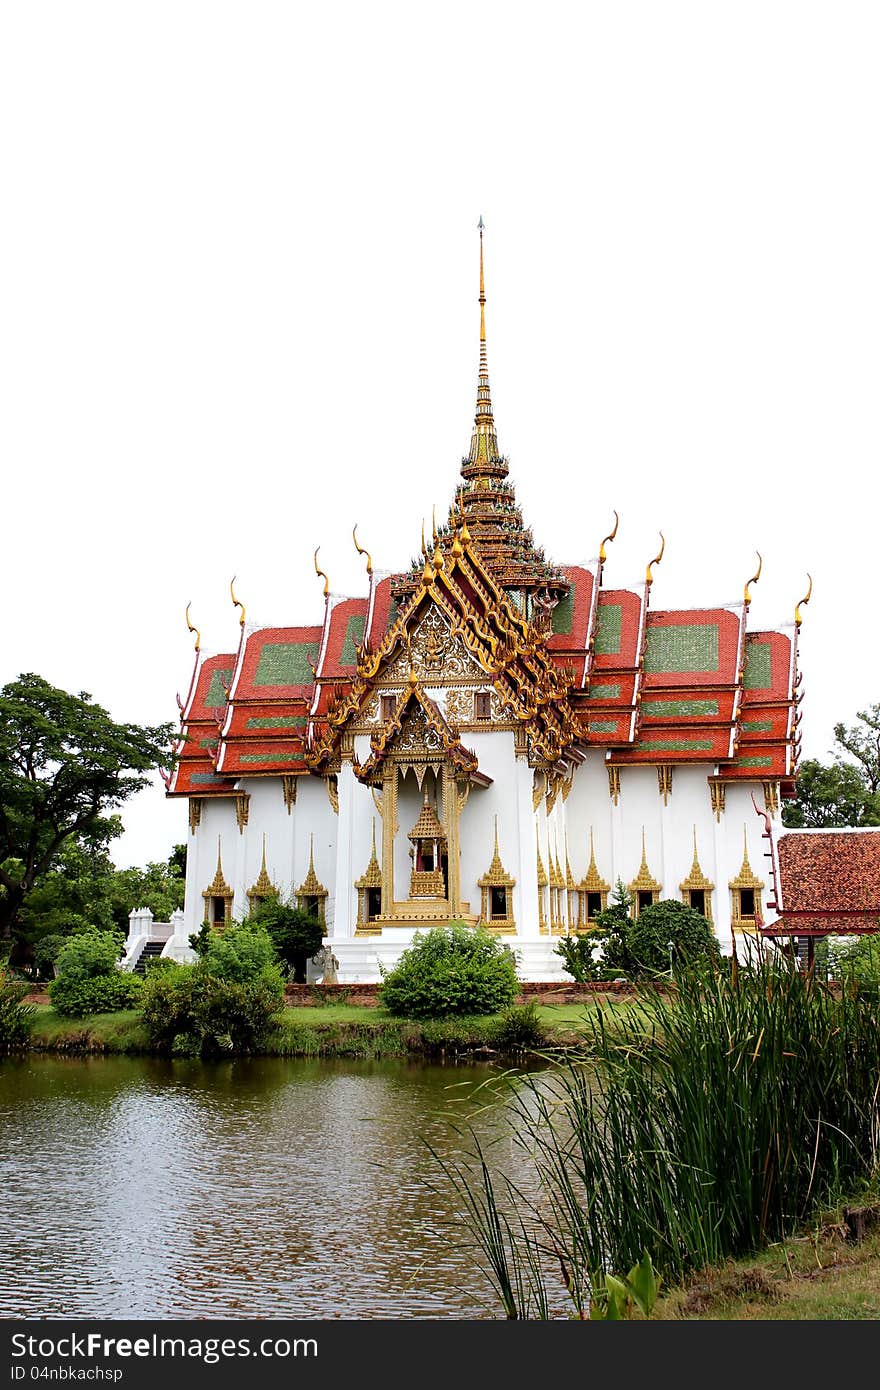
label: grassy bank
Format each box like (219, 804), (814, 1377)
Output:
(20, 999), (622, 1059)
(654, 1190), (880, 1319)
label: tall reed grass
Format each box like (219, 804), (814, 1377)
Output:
(433, 957), (880, 1316)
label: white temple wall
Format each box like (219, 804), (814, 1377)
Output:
(457, 731), (518, 915)
(185, 797), (238, 934)
(565, 752), (612, 885)
(237, 778), (297, 904)
(292, 776), (337, 926)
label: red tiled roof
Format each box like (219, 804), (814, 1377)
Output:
(779, 830), (880, 914)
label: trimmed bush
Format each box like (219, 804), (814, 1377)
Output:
(379, 924), (519, 1019)
(50, 970), (143, 1017)
(49, 927), (143, 1016)
(0, 966), (35, 1049)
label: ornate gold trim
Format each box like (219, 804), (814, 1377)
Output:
(478, 817), (516, 933)
(325, 775), (339, 815)
(282, 775), (298, 813)
(247, 835), (277, 912)
(729, 826), (764, 933)
(234, 792), (250, 834)
(679, 826), (714, 922)
(709, 778), (726, 821)
(296, 834), (328, 922)
(657, 764), (673, 805)
(577, 829), (610, 930)
(629, 829), (662, 917)
(188, 797), (202, 833)
(763, 780), (780, 814)
(607, 765), (621, 805)
(202, 838), (234, 927)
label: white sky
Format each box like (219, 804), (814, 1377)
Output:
(2, 2), (878, 869)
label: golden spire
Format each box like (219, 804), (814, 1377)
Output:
(468, 216), (501, 470)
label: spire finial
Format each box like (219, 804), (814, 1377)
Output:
(467, 218), (500, 472)
(230, 576), (246, 627)
(313, 547), (330, 600)
(185, 602), (201, 653)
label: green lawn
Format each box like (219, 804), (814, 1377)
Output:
(22, 996), (625, 1057)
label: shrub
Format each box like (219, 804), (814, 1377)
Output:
(379, 924), (519, 1018)
(48, 926), (141, 1016)
(199, 920), (282, 986)
(488, 1002), (546, 1051)
(625, 900), (720, 977)
(49, 970), (143, 1017)
(53, 928), (123, 981)
(593, 896), (719, 980)
(0, 966), (35, 1050)
(140, 950), (285, 1057)
(554, 933), (605, 983)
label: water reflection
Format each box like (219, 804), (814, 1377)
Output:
(0, 1056), (549, 1320)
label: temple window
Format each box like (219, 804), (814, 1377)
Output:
(381, 695), (396, 722)
(739, 887), (755, 919)
(211, 896), (227, 925)
(490, 886), (508, 920)
(586, 891), (603, 921)
(637, 890), (655, 914)
(367, 887), (382, 921)
(688, 888), (706, 916)
(474, 691), (491, 721)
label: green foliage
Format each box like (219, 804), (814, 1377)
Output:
(581, 895), (719, 981)
(0, 673), (172, 940)
(0, 965), (35, 1049)
(784, 707), (880, 827)
(487, 1001), (546, 1051)
(32, 933), (67, 979)
(188, 921), (212, 957)
(782, 759), (880, 828)
(140, 960), (284, 1057)
(53, 928), (124, 980)
(554, 933), (605, 982)
(590, 1252), (661, 1320)
(379, 923), (519, 1018)
(48, 926), (142, 1015)
(249, 899), (324, 981)
(624, 899), (720, 977)
(199, 920), (283, 986)
(49, 970), (143, 1017)
(825, 934), (880, 989)
(436, 957), (880, 1316)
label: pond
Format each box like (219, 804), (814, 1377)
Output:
(0, 1055), (553, 1320)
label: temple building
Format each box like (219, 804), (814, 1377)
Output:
(158, 228), (808, 981)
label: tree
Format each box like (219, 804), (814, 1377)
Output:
(833, 704), (880, 794)
(781, 759), (880, 829)
(0, 673), (173, 940)
(249, 899), (324, 982)
(783, 704), (880, 828)
(624, 900), (720, 977)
